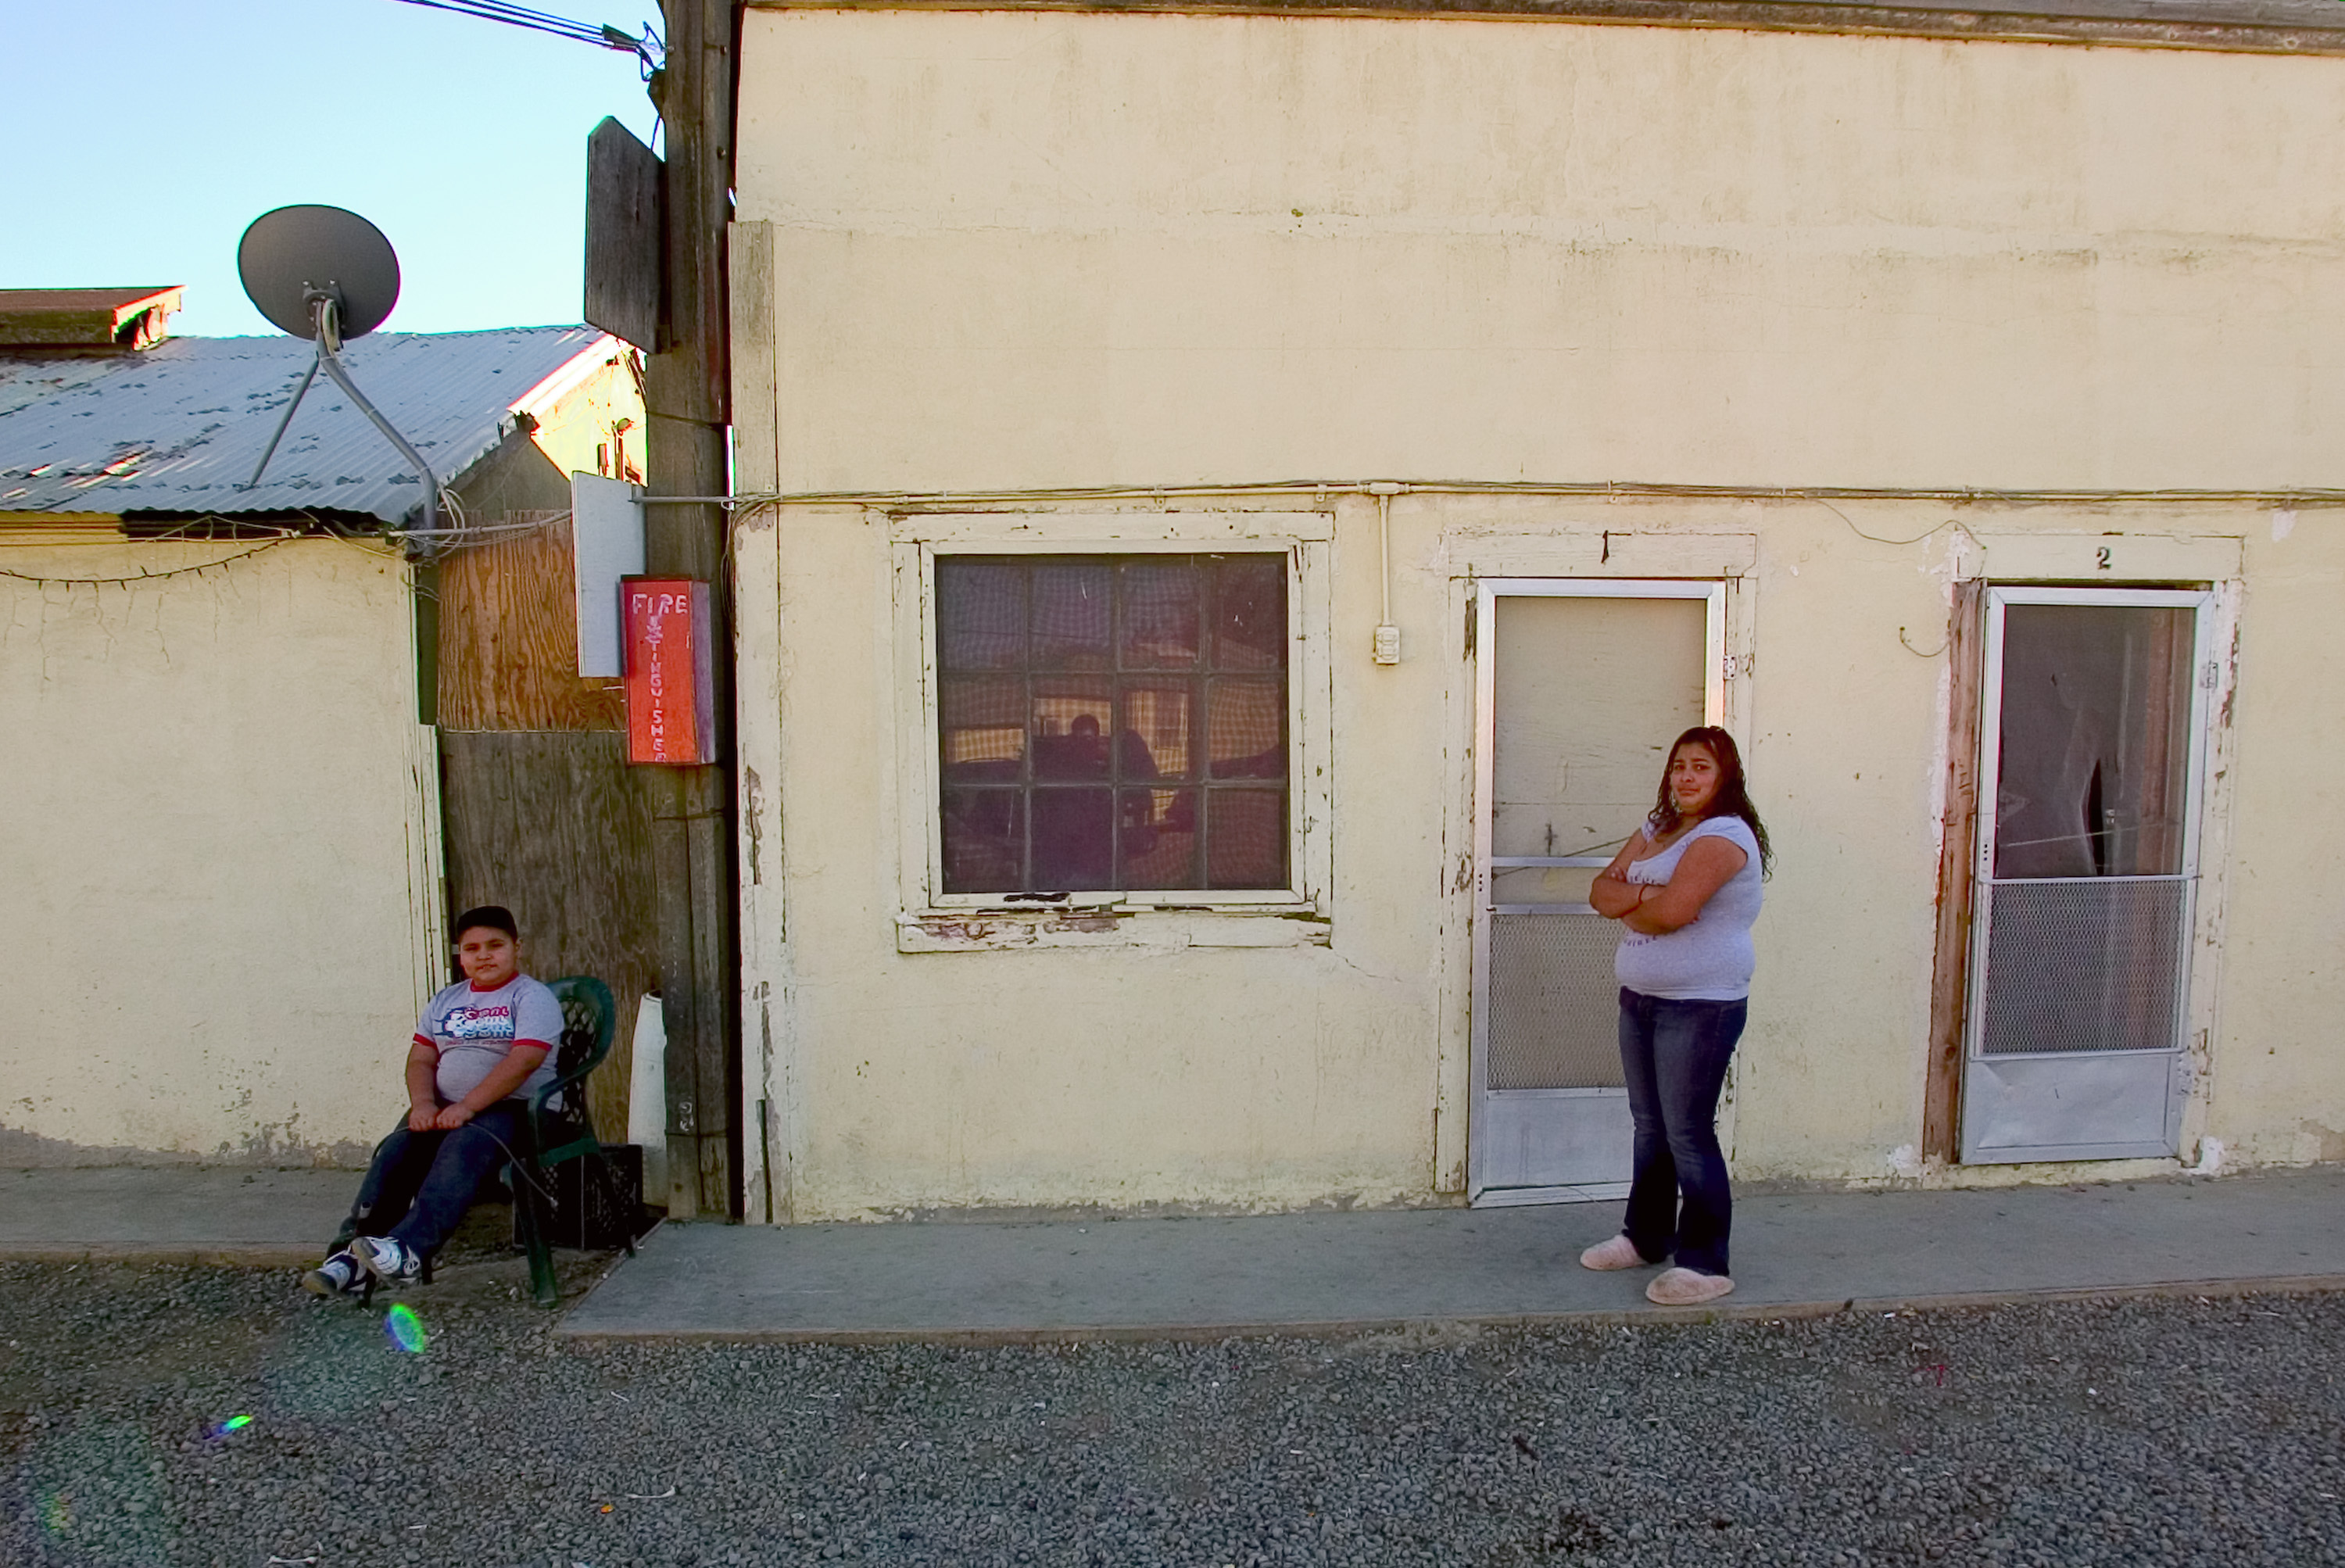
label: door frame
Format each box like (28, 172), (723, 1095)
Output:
(1959, 584), (2218, 1163)
(1467, 577), (1728, 1205)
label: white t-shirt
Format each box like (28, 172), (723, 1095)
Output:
(1613, 817), (1765, 1001)
(416, 974), (564, 1105)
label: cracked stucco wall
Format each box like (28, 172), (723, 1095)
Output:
(738, 11), (2345, 497)
(731, 10), (2345, 1214)
(0, 538), (432, 1165)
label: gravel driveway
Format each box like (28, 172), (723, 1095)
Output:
(3, 1255), (2341, 1568)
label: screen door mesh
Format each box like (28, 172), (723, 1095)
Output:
(1487, 912), (1624, 1090)
(1979, 879), (2189, 1055)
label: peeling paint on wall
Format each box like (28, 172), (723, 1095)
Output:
(0, 1121), (373, 1171)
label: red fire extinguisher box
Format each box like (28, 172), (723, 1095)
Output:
(621, 577), (717, 765)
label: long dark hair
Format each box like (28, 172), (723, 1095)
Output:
(1649, 725), (1773, 877)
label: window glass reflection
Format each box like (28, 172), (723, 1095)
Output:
(1119, 562), (1201, 669)
(1033, 564), (1112, 670)
(1208, 790), (1287, 889)
(936, 561), (1026, 670)
(1994, 605), (2195, 879)
(934, 554), (1291, 894)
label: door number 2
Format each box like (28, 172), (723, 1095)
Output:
(2096, 546), (2113, 571)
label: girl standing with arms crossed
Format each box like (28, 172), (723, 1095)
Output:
(1579, 726), (1770, 1305)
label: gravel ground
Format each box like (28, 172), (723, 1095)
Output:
(3, 1251), (2343, 1568)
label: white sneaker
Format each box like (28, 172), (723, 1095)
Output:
(347, 1234), (423, 1287)
(301, 1250), (362, 1298)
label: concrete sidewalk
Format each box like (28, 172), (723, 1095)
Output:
(5, 1165), (2340, 1339)
(559, 1169), (2345, 1341)
(0, 1166), (353, 1265)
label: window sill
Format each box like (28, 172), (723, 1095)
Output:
(896, 904), (1330, 954)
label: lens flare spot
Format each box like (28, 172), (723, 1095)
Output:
(384, 1303), (427, 1353)
(39, 1489), (72, 1534)
(207, 1414), (256, 1438)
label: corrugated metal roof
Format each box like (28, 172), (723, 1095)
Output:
(0, 326), (620, 526)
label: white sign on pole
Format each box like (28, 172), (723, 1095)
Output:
(571, 471), (646, 677)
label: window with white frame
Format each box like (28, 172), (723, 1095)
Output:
(933, 553), (1291, 895)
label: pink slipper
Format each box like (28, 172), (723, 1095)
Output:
(1645, 1266), (1735, 1305)
(1578, 1235), (1650, 1272)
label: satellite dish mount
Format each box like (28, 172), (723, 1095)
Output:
(238, 205), (439, 537)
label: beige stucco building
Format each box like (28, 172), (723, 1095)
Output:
(0, 309), (641, 1164)
(725, 0), (2345, 1221)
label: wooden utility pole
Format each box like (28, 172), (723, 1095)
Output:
(643, 0), (739, 1219)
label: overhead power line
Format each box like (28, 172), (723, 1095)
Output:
(383, 0), (664, 71)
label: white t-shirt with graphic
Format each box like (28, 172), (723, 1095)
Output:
(415, 975), (564, 1105)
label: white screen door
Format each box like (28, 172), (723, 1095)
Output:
(1961, 587), (2214, 1163)
(1470, 579), (1724, 1206)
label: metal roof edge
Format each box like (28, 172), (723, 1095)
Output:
(509, 331), (629, 424)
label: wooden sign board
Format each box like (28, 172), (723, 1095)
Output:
(622, 578), (715, 765)
(585, 116), (664, 354)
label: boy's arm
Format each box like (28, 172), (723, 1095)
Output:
(406, 1038), (442, 1133)
(431, 1040), (552, 1129)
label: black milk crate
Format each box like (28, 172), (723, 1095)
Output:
(516, 1144), (647, 1251)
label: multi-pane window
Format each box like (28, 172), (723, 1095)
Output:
(936, 553), (1289, 895)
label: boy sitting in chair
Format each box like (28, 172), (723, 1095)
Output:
(304, 905), (563, 1296)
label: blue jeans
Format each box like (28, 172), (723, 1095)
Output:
(344, 1104), (522, 1260)
(1616, 988), (1747, 1278)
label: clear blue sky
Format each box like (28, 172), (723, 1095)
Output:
(7, 1), (662, 338)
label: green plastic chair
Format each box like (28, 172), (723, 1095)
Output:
(508, 975), (641, 1305)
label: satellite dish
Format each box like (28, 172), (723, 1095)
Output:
(237, 205), (402, 341)
(235, 202), (437, 538)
